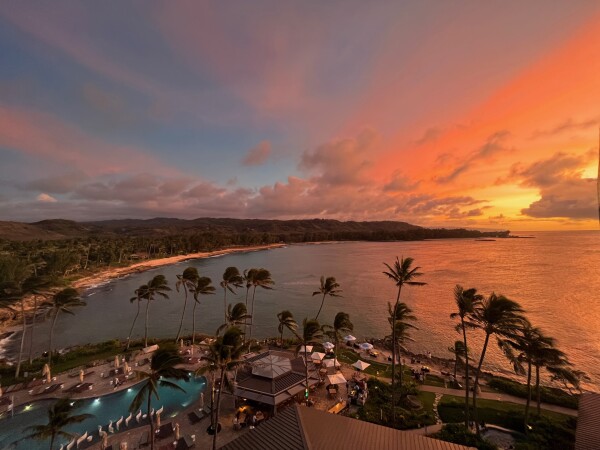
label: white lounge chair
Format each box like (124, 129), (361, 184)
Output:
(66, 439), (76, 450)
(76, 431), (87, 448)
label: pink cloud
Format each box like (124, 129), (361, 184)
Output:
(242, 141), (272, 166)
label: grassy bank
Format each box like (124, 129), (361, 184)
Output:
(487, 376), (578, 410)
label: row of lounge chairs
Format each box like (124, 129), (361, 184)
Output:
(187, 404), (212, 424)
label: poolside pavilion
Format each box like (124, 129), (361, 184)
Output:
(233, 350), (320, 416)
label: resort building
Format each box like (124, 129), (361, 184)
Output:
(575, 392), (600, 450)
(234, 350), (320, 416)
(222, 403), (474, 450)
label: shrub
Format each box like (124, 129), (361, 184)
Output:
(433, 424), (497, 450)
(488, 377), (578, 410)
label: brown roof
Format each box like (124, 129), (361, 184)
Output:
(221, 404), (473, 450)
(576, 392), (600, 450)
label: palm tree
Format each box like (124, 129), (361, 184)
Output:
(498, 319), (551, 427)
(382, 256), (425, 425)
(242, 269), (258, 337)
(48, 288), (86, 363)
(126, 284), (149, 350)
(220, 267), (243, 323)
(143, 275), (171, 347)
(23, 397), (93, 450)
(469, 293), (523, 434)
(190, 276), (215, 346)
(324, 312), (353, 364)
(217, 303), (252, 334)
(247, 268), (274, 349)
(294, 319), (323, 403)
(450, 285), (482, 428)
(129, 349), (189, 450)
(387, 302), (417, 390)
(197, 327), (244, 450)
(532, 345), (566, 416)
(313, 276), (342, 320)
(175, 267), (200, 342)
(448, 340), (467, 379)
(277, 310), (297, 348)
(29, 290), (48, 363)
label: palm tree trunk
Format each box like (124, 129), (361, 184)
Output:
(213, 368), (226, 450)
(148, 393), (155, 450)
(315, 293), (326, 320)
(223, 287), (228, 324)
(126, 301), (141, 351)
(49, 309), (60, 364)
(391, 284), (402, 426)
(304, 345), (309, 404)
(175, 287), (188, 342)
(248, 287), (257, 352)
(29, 295), (38, 363)
(144, 300), (151, 348)
(49, 433), (55, 450)
(461, 318), (470, 429)
(15, 299), (26, 378)
(473, 332), (490, 436)
(398, 340), (403, 388)
(192, 301), (198, 346)
(244, 287), (250, 339)
(525, 360), (532, 427)
(535, 365), (541, 416)
(280, 328), (284, 348)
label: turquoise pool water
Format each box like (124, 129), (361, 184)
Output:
(0, 375), (206, 450)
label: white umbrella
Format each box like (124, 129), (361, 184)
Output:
(298, 345), (313, 353)
(322, 358), (340, 368)
(155, 411), (161, 429)
(124, 361), (130, 374)
(343, 335), (357, 342)
(352, 360), (371, 371)
(101, 433), (108, 450)
(43, 364), (51, 383)
(79, 369), (85, 383)
(180, 339), (184, 348)
(0, 383), (3, 396)
(174, 422), (180, 441)
(114, 356), (120, 368)
(310, 352), (326, 361)
(359, 342), (373, 351)
(327, 373), (347, 385)
(322, 342), (335, 350)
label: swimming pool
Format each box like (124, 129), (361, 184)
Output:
(0, 375), (206, 450)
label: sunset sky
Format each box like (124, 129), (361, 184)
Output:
(0, 2), (598, 230)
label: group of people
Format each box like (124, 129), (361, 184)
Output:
(233, 409), (265, 430)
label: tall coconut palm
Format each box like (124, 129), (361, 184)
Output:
(190, 276), (215, 346)
(532, 344), (566, 416)
(143, 275), (171, 347)
(313, 276), (342, 320)
(469, 293), (523, 434)
(129, 349), (189, 450)
(277, 310), (297, 348)
(242, 269), (258, 337)
(217, 303), (252, 334)
(383, 256), (425, 425)
(126, 284), (149, 350)
(220, 267), (243, 323)
(450, 285), (482, 428)
(324, 312), (353, 364)
(387, 302), (417, 389)
(22, 397), (93, 450)
(498, 319), (551, 427)
(29, 291), (48, 363)
(294, 319), (323, 403)
(448, 340), (467, 379)
(197, 327), (244, 450)
(247, 268), (274, 349)
(175, 267), (200, 342)
(48, 288), (86, 363)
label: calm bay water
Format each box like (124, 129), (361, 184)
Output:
(5, 231), (600, 390)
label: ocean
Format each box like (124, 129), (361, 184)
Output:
(2, 231), (599, 390)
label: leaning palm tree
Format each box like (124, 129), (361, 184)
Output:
(247, 268), (274, 349)
(217, 303), (252, 335)
(468, 293), (523, 435)
(313, 276), (342, 321)
(197, 327), (244, 450)
(387, 302), (417, 389)
(220, 267), (243, 323)
(383, 256), (425, 425)
(175, 267), (200, 342)
(29, 290), (48, 363)
(242, 269), (258, 337)
(48, 288), (86, 363)
(324, 312), (353, 364)
(498, 319), (552, 427)
(532, 344), (566, 416)
(22, 397), (93, 450)
(126, 284), (149, 350)
(129, 349), (189, 450)
(143, 275), (171, 347)
(450, 285), (482, 428)
(277, 310), (297, 348)
(294, 319), (323, 403)
(190, 276), (215, 346)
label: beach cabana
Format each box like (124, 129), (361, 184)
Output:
(359, 342), (373, 351)
(322, 358), (341, 369)
(343, 335), (356, 343)
(322, 342), (335, 351)
(310, 352), (326, 361)
(352, 360), (371, 371)
(327, 373), (347, 385)
(298, 345), (313, 354)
